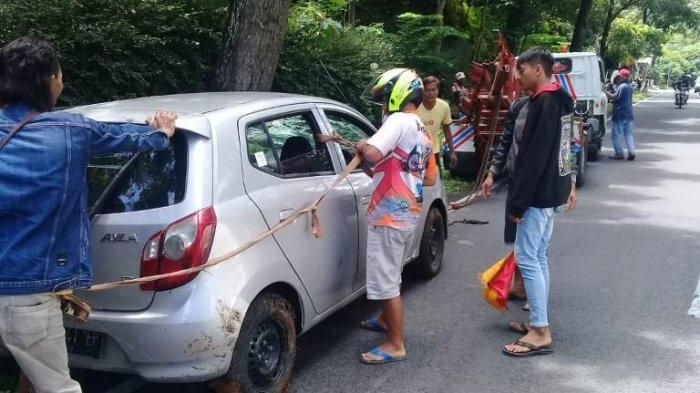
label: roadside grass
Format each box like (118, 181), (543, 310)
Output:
(441, 169), (474, 198)
(633, 90), (650, 103)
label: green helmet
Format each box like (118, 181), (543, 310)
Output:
(367, 68), (423, 113)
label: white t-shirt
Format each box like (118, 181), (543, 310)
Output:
(366, 112), (434, 229)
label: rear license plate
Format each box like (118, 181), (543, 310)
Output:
(65, 328), (104, 359)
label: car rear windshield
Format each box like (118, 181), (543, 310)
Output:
(87, 132), (187, 214)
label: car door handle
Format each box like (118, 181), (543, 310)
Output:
(361, 195), (371, 205)
(280, 209), (295, 221)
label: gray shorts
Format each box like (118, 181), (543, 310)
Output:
(366, 225), (412, 300)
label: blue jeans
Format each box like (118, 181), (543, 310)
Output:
(514, 207), (559, 328)
(612, 119), (635, 156)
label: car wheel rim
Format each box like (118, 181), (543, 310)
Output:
(248, 319), (286, 390)
(428, 219), (444, 269)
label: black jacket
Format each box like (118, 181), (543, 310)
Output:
(489, 96), (529, 178)
(508, 85), (574, 218)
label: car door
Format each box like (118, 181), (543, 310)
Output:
(316, 106), (377, 290)
(239, 105), (359, 313)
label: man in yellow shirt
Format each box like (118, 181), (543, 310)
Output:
(416, 76), (457, 169)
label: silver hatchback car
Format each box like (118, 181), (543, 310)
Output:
(64, 92), (447, 391)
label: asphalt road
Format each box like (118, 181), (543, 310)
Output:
(79, 90), (700, 393)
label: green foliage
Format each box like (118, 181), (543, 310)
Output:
(0, 0), (227, 107)
(441, 170), (473, 197)
(14, 0), (693, 114)
(522, 33), (570, 53)
(293, 0), (349, 22)
(607, 18), (665, 65)
(274, 5), (476, 120)
(654, 34), (700, 84)
(646, 0), (699, 32)
(352, 0), (433, 28)
(394, 13), (471, 77)
(632, 90), (650, 103)
(273, 3), (402, 120)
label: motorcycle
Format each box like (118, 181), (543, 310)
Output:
(675, 88), (689, 109)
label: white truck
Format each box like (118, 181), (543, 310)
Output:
(552, 52), (608, 162)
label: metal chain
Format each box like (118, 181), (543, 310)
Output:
(449, 93), (503, 210)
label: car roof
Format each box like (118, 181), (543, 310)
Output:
(553, 52), (599, 59)
(68, 92), (348, 138)
(72, 92), (343, 114)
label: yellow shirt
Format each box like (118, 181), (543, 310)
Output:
(416, 98), (452, 152)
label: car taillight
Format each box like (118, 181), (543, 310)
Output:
(139, 207), (216, 291)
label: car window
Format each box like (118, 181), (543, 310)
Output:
(325, 110), (374, 165)
(87, 132), (187, 214)
(246, 112), (334, 177)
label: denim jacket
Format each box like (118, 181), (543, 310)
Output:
(0, 104), (169, 295)
(610, 82), (634, 121)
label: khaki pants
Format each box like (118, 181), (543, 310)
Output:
(0, 294), (81, 393)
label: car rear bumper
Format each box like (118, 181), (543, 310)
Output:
(66, 284), (246, 382)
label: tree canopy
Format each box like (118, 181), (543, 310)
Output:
(1, 0), (698, 112)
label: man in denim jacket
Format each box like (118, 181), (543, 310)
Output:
(605, 68), (635, 160)
(0, 37), (176, 392)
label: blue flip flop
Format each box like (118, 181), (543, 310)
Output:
(360, 347), (407, 365)
(359, 318), (387, 334)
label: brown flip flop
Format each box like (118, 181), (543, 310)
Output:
(502, 340), (553, 358)
(508, 293), (527, 301)
(508, 322), (529, 334)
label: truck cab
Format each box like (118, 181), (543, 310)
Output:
(552, 51), (608, 162)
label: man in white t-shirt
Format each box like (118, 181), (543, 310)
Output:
(356, 68), (437, 364)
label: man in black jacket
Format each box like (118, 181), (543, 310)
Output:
(502, 47), (576, 358)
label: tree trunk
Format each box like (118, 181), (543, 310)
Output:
(570, 0), (595, 52)
(213, 0), (292, 91)
(436, 0), (447, 16)
(348, 0), (356, 25)
(600, 0), (641, 60)
(433, 0), (447, 54)
(503, 6), (524, 51)
(599, 0), (616, 59)
(473, 12), (486, 61)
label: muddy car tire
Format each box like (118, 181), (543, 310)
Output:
(586, 118), (601, 162)
(587, 143), (600, 162)
(576, 149), (586, 188)
(414, 207), (445, 279)
(227, 293), (297, 393)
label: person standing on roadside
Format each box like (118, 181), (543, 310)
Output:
(0, 36), (177, 392)
(355, 68), (437, 365)
(482, 88), (578, 315)
(606, 68), (635, 161)
(417, 76), (458, 170)
(500, 47), (576, 358)
(482, 94), (530, 302)
(452, 71), (468, 106)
